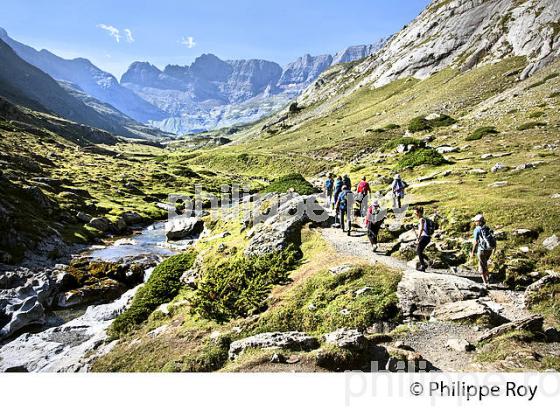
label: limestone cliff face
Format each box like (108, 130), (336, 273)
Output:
(301, 0), (560, 106)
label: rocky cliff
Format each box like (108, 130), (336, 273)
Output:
(301, 0), (560, 106)
(121, 42), (384, 134)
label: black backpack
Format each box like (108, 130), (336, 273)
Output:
(424, 218), (438, 236)
(480, 225), (497, 250)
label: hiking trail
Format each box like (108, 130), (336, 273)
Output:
(318, 206), (533, 371)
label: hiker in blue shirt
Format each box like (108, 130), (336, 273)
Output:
(335, 185), (353, 235)
(332, 176), (343, 210)
(324, 174), (334, 207)
(470, 214), (496, 286)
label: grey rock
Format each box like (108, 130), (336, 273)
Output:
(491, 163), (510, 173)
(524, 272), (560, 308)
(446, 338), (474, 352)
(228, 331), (319, 360)
(488, 181), (508, 188)
(88, 217), (112, 233)
(397, 270), (487, 318)
(244, 194), (319, 256)
(165, 217), (204, 241)
(76, 212), (92, 223)
(542, 234), (559, 251)
(120, 211), (143, 225)
(0, 287), (138, 372)
(476, 315), (544, 344)
(432, 299), (508, 327)
(323, 328), (367, 350)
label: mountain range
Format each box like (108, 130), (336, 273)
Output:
(0, 26), (384, 136)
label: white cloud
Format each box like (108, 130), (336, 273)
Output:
(123, 28), (134, 43)
(97, 24), (121, 43)
(181, 36), (196, 48)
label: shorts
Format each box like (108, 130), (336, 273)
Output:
(478, 249), (493, 273)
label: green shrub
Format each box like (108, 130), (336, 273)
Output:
(526, 72), (559, 89)
(465, 126), (499, 141)
(397, 148), (448, 169)
(190, 246), (299, 322)
(254, 264), (401, 334)
(408, 116), (431, 133)
(109, 251), (197, 336)
(383, 137), (423, 151)
(384, 123), (401, 130)
(408, 114), (456, 133)
(429, 114), (457, 128)
(261, 173), (316, 195)
(528, 111), (545, 119)
(517, 122), (547, 131)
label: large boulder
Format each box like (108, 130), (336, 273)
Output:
(524, 272), (560, 308)
(87, 217), (112, 233)
(120, 211), (143, 225)
(397, 270), (487, 318)
(323, 328), (368, 350)
(542, 235), (559, 251)
(0, 296), (45, 340)
(165, 217), (204, 241)
(476, 315), (544, 344)
(244, 194), (322, 256)
(55, 279), (127, 308)
(0, 287), (138, 372)
(228, 331), (319, 360)
(0, 268), (64, 341)
(432, 299), (508, 328)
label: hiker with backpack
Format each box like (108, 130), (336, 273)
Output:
(391, 174), (408, 209)
(365, 200), (385, 251)
(324, 174), (334, 207)
(470, 214), (496, 286)
(356, 176), (371, 219)
(332, 176), (343, 210)
(335, 184), (353, 235)
(414, 206), (435, 272)
(343, 174), (352, 191)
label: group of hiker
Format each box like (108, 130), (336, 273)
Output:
(323, 174), (496, 286)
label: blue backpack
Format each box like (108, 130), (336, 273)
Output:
(325, 179), (333, 190)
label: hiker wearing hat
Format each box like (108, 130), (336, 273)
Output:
(391, 174), (408, 209)
(470, 214), (497, 286)
(365, 200), (385, 251)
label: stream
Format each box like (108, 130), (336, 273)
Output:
(0, 220), (198, 372)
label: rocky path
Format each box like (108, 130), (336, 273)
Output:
(319, 211), (533, 372)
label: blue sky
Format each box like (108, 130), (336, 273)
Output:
(1, 0), (430, 79)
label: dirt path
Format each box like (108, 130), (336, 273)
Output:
(318, 207), (531, 371)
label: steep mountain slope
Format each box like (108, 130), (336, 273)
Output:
(59, 81), (173, 141)
(0, 27), (166, 123)
(300, 0), (560, 106)
(0, 38), (140, 138)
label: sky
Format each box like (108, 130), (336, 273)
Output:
(1, 0), (431, 79)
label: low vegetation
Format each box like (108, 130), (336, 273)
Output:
(465, 126), (498, 141)
(254, 264), (401, 335)
(517, 121), (547, 131)
(261, 173), (316, 195)
(190, 246), (300, 322)
(397, 148), (448, 169)
(109, 251), (197, 336)
(408, 114), (456, 133)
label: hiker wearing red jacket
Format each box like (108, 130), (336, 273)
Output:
(356, 176), (371, 218)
